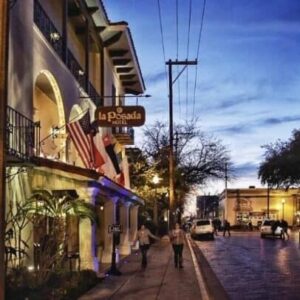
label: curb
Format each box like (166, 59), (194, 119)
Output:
(187, 236), (230, 300)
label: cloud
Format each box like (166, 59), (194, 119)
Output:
(213, 114), (300, 136)
(234, 162), (258, 177)
(215, 124), (253, 135)
(145, 70), (167, 84)
(259, 115), (300, 126)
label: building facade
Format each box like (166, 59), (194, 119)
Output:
(219, 187), (300, 227)
(6, 0), (145, 272)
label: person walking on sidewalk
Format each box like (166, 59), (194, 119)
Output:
(134, 224), (159, 269)
(170, 223), (185, 268)
(223, 219), (231, 237)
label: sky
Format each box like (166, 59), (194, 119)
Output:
(103, 0), (300, 195)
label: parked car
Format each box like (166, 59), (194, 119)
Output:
(260, 219), (283, 239)
(191, 219), (214, 240)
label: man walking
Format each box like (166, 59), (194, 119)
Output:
(223, 219), (231, 237)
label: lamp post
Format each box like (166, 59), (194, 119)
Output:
(282, 199), (286, 220)
(152, 175), (160, 227)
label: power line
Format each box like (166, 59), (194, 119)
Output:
(157, 0), (168, 88)
(176, 0), (181, 118)
(192, 0), (207, 119)
(185, 0), (192, 119)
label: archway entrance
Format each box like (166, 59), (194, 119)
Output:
(34, 70), (66, 160)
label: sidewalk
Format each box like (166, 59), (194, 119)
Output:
(80, 238), (203, 300)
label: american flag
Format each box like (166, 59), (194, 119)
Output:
(67, 111), (104, 170)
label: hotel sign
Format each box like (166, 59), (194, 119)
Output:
(95, 106), (145, 127)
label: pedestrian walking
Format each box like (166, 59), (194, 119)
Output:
(170, 223), (185, 268)
(223, 219), (231, 237)
(281, 219), (289, 240)
(248, 221), (253, 231)
(212, 219), (218, 236)
(134, 224), (160, 269)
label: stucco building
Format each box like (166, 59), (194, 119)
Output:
(219, 187), (300, 227)
(6, 0), (145, 272)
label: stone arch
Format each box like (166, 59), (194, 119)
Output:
(34, 70), (66, 160)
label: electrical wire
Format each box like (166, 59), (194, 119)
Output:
(157, 0), (168, 89)
(192, 0), (207, 119)
(186, 0), (193, 119)
(176, 0), (181, 119)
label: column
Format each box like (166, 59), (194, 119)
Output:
(101, 199), (115, 263)
(119, 202), (131, 255)
(129, 205), (139, 244)
(78, 188), (98, 272)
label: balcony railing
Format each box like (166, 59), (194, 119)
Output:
(66, 49), (87, 91)
(6, 106), (40, 162)
(34, 0), (63, 59)
(33, 0), (102, 106)
(112, 127), (134, 145)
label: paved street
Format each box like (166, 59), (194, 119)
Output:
(195, 230), (300, 300)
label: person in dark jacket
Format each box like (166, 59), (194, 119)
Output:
(281, 219), (289, 240)
(223, 220), (231, 237)
(170, 223), (185, 268)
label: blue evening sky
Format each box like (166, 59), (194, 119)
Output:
(103, 0), (300, 193)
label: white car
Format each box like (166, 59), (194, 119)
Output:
(191, 219), (214, 240)
(260, 219), (283, 239)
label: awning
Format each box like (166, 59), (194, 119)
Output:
(31, 156), (144, 206)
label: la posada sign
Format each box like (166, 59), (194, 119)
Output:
(95, 106), (145, 127)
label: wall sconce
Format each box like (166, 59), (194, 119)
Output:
(100, 205), (104, 211)
(51, 126), (59, 139)
(50, 32), (60, 42)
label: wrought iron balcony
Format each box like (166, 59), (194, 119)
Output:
(66, 49), (87, 91)
(112, 127), (134, 145)
(6, 106), (40, 163)
(33, 0), (102, 106)
(34, 0), (63, 59)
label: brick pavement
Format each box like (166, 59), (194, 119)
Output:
(195, 230), (300, 300)
(80, 238), (203, 300)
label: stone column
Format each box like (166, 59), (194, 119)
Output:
(129, 205), (139, 243)
(101, 199), (115, 263)
(78, 188), (99, 272)
(119, 202), (131, 255)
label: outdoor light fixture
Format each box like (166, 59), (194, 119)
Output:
(100, 205), (104, 211)
(28, 265), (34, 272)
(51, 126), (59, 139)
(50, 32), (60, 42)
(78, 70), (85, 76)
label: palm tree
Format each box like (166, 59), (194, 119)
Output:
(22, 190), (97, 283)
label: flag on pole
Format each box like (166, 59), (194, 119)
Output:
(67, 111), (105, 171)
(102, 134), (121, 175)
(113, 142), (125, 186)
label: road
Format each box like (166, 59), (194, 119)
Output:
(194, 230), (300, 300)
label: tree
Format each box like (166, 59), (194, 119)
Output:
(259, 129), (300, 189)
(129, 121), (231, 221)
(21, 190), (97, 284)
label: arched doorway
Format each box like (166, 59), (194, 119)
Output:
(34, 70), (66, 161)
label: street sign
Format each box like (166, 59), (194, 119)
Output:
(108, 224), (123, 233)
(95, 106), (145, 127)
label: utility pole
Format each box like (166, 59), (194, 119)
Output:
(224, 162), (228, 221)
(166, 59), (197, 229)
(0, 1), (9, 300)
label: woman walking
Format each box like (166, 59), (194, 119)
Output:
(170, 223), (185, 268)
(134, 224), (159, 269)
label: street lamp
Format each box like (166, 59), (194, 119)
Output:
(152, 174), (160, 226)
(282, 199), (286, 220)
